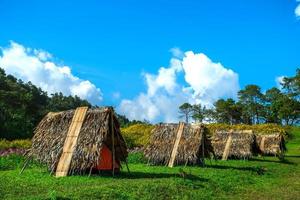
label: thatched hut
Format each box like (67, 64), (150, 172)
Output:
(144, 123), (213, 166)
(211, 130), (255, 159)
(255, 133), (286, 156)
(28, 107), (128, 176)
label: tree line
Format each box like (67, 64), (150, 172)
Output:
(0, 67), (147, 140)
(0, 68), (91, 140)
(1, 67), (299, 140)
(179, 69), (300, 125)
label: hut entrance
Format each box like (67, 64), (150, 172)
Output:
(95, 144), (120, 171)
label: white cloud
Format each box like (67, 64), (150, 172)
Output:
(296, 4), (300, 18)
(275, 76), (285, 89)
(112, 92), (121, 100)
(182, 51), (239, 105)
(119, 57), (189, 122)
(145, 58), (182, 96)
(118, 49), (240, 123)
(170, 47), (184, 58)
(0, 41), (103, 104)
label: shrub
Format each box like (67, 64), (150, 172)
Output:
(121, 124), (154, 148)
(127, 152), (147, 164)
(0, 154), (25, 170)
(205, 123), (288, 137)
(0, 139), (32, 150)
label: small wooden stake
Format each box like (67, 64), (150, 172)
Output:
(19, 156), (31, 174)
(88, 165), (93, 177)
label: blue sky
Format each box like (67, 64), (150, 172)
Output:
(0, 0), (299, 122)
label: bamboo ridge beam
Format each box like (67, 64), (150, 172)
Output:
(168, 122), (185, 167)
(55, 107), (88, 177)
(222, 130), (233, 161)
(260, 136), (265, 153)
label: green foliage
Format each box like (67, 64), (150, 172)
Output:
(282, 68), (300, 98)
(0, 154), (43, 171)
(117, 114), (151, 128)
(191, 104), (206, 123)
(179, 69), (300, 125)
(127, 152), (147, 164)
(121, 124), (154, 148)
(0, 139), (32, 150)
(214, 98), (242, 124)
(0, 68), (91, 140)
(0, 154), (26, 170)
(47, 92), (91, 112)
(179, 103), (193, 123)
(238, 84), (265, 124)
(0, 68), (48, 139)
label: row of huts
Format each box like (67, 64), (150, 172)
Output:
(26, 107), (286, 177)
(144, 123), (285, 166)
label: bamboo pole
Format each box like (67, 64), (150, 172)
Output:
(19, 156), (31, 175)
(111, 109), (115, 177)
(168, 122), (184, 167)
(222, 129), (233, 161)
(201, 127), (205, 166)
(114, 125), (130, 174)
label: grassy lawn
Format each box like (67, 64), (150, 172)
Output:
(1, 127), (300, 200)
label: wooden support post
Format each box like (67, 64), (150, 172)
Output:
(114, 125), (130, 174)
(111, 109), (115, 177)
(201, 128), (205, 167)
(112, 111), (130, 174)
(168, 122), (185, 167)
(222, 130), (233, 161)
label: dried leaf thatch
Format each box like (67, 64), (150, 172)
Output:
(28, 107), (128, 174)
(211, 130), (255, 159)
(144, 123), (213, 166)
(255, 133), (286, 156)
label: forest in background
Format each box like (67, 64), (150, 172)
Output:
(179, 69), (300, 125)
(0, 67), (299, 140)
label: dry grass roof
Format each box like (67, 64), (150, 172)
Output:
(255, 133), (286, 156)
(29, 107), (128, 174)
(211, 130), (255, 159)
(144, 123), (213, 166)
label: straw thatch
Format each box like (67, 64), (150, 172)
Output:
(211, 130), (255, 159)
(255, 134), (286, 156)
(144, 123), (213, 166)
(28, 107), (128, 174)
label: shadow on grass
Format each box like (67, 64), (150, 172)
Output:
(249, 158), (296, 165)
(284, 155), (300, 158)
(90, 171), (209, 182)
(205, 164), (268, 175)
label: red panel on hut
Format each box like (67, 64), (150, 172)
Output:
(95, 145), (120, 171)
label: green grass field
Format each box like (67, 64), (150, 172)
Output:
(1, 127), (300, 200)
